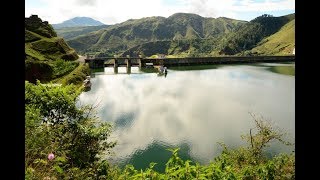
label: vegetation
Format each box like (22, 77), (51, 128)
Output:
(25, 81), (116, 179)
(55, 25), (109, 40)
(67, 13), (246, 55)
(25, 13), (295, 179)
(268, 65), (295, 76)
(250, 19), (295, 55)
(112, 113), (294, 179)
(25, 81), (295, 179)
(51, 59), (79, 79)
(25, 15), (57, 38)
(25, 15), (84, 85)
(67, 13), (295, 57)
(219, 14), (294, 55)
(53, 63), (90, 87)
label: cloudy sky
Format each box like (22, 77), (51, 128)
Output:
(26, 0), (295, 24)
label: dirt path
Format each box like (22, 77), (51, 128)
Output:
(76, 55), (86, 63)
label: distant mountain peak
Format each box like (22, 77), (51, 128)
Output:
(52, 17), (105, 29)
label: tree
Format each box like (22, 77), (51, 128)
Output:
(25, 81), (116, 179)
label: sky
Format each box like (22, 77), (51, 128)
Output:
(25, 0), (295, 25)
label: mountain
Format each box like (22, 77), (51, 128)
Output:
(55, 25), (110, 40)
(25, 15), (79, 82)
(65, 13), (295, 57)
(67, 13), (247, 56)
(52, 17), (105, 29)
(249, 19), (295, 55)
(218, 13), (295, 55)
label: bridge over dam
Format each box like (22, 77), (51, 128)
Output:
(84, 55), (295, 74)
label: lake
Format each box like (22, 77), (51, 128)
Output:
(78, 62), (295, 172)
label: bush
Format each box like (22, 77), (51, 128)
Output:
(115, 113), (294, 179)
(25, 81), (116, 179)
(25, 80), (294, 179)
(25, 60), (54, 83)
(51, 59), (79, 79)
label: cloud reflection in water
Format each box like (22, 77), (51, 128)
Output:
(78, 65), (295, 166)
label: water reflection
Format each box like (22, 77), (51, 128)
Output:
(79, 64), (295, 171)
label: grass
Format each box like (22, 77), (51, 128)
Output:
(25, 30), (42, 42)
(268, 65), (295, 76)
(52, 63), (90, 87)
(50, 59), (79, 78)
(251, 19), (295, 55)
(25, 43), (47, 61)
(26, 35), (78, 61)
(55, 25), (109, 40)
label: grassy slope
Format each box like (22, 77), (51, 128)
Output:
(55, 25), (109, 40)
(67, 13), (246, 55)
(218, 13), (294, 55)
(25, 15), (84, 84)
(25, 30), (78, 61)
(250, 19), (295, 55)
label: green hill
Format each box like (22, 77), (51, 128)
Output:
(67, 13), (247, 56)
(249, 19), (295, 55)
(25, 15), (80, 83)
(122, 37), (222, 58)
(54, 25), (110, 40)
(65, 13), (294, 57)
(218, 13), (295, 55)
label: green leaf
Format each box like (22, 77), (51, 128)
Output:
(54, 165), (64, 174)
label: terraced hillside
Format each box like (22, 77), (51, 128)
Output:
(25, 15), (80, 83)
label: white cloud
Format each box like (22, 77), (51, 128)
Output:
(78, 66), (295, 162)
(231, 0), (295, 12)
(25, 0), (295, 24)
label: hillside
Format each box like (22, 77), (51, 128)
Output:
(52, 17), (105, 29)
(25, 15), (79, 83)
(249, 19), (295, 55)
(67, 13), (247, 56)
(55, 25), (110, 40)
(218, 13), (295, 55)
(122, 38), (222, 57)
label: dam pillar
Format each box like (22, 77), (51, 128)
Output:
(126, 58), (131, 74)
(114, 59), (118, 74)
(138, 58), (144, 69)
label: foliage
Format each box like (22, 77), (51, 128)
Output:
(25, 81), (116, 179)
(25, 29), (42, 42)
(25, 60), (54, 83)
(25, 80), (294, 179)
(113, 113), (294, 179)
(25, 15), (83, 85)
(58, 63), (90, 87)
(268, 65), (295, 76)
(51, 59), (79, 79)
(67, 13), (246, 54)
(250, 19), (295, 55)
(68, 12), (294, 57)
(122, 38), (221, 58)
(219, 13), (294, 55)
(25, 58), (80, 84)
(25, 15), (79, 65)
(29, 37), (78, 61)
(25, 15), (57, 38)
(55, 25), (109, 40)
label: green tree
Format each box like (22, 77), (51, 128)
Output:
(25, 81), (116, 179)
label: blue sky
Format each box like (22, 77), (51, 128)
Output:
(25, 0), (295, 24)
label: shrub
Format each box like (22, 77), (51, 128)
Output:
(25, 81), (116, 179)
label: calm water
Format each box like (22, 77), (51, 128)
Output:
(78, 63), (295, 172)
